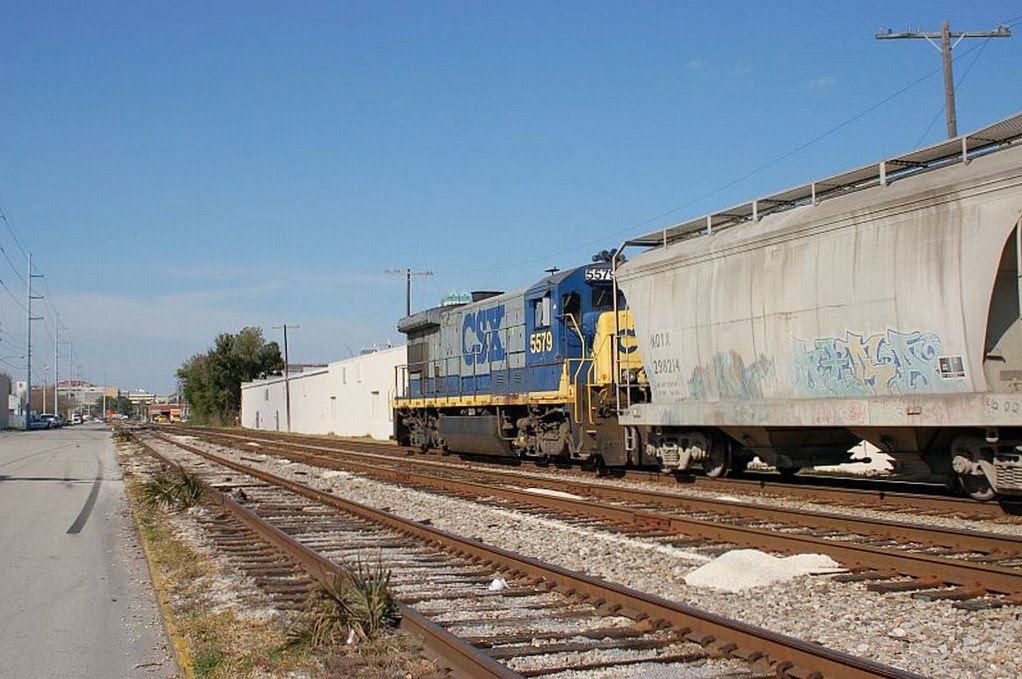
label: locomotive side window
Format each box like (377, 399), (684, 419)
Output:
(533, 295), (551, 328)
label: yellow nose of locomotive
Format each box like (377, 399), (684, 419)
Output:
(592, 310), (645, 386)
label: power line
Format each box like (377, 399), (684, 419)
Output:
(0, 247), (27, 287)
(0, 277), (28, 312)
(913, 38), (991, 148)
(0, 198), (29, 261)
(436, 49), (963, 276)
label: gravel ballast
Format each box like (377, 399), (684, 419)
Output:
(162, 435), (1022, 678)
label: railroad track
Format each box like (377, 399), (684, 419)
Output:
(172, 425), (1019, 520)
(131, 429), (920, 678)
(169, 427), (1022, 608)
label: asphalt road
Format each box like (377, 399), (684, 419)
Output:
(0, 424), (174, 677)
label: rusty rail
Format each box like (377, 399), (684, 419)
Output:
(145, 430), (921, 678)
(176, 424), (1014, 519)
(175, 428), (1022, 595)
(134, 435), (518, 679)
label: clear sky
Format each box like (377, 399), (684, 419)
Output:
(1, 1), (1020, 394)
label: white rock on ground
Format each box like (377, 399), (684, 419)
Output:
(683, 549), (842, 592)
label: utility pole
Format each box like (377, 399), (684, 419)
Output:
(272, 324), (299, 433)
(876, 21), (1011, 138)
(385, 268), (433, 316)
(55, 332), (70, 419)
(25, 254), (43, 428)
(54, 329), (59, 419)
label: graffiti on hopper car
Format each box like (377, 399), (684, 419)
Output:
(687, 351), (774, 400)
(791, 329), (964, 397)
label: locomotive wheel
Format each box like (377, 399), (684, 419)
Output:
(702, 444), (730, 478)
(589, 454), (609, 477)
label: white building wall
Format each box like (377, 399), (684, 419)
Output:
(241, 368), (330, 433)
(329, 346), (404, 440)
(241, 346), (406, 441)
(290, 368), (334, 434)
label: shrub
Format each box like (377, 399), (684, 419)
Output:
(140, 467), (204, 511)
(290, 556), (399, 647)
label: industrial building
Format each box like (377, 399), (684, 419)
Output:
(240, 345), (405, 440)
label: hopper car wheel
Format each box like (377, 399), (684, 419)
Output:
(591, 454), (609, 477)
(778, 466), (802, 480)
(957, 473), (996, 502)
(702, 445), (730, 478)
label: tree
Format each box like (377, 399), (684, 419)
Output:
(94, 393), (133, 416)
(177, 327), (283, 426)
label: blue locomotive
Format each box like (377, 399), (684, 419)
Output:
(393, 259), (648, 467)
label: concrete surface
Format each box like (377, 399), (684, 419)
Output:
(0, 424), (175, 678)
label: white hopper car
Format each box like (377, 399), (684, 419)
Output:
(613, 112), (1022, 500)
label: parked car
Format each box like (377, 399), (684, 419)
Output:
(27, 416), (49, 430)
(39, 414), (64, 429)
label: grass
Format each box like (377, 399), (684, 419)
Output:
(140, 466), (204, 511)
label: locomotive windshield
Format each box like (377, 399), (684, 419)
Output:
(591, 287), (624, 311)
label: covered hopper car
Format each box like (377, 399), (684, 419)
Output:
(614, 111), (1022, 500)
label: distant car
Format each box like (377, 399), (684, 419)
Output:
(70, 413), (83, 425)
(27, 416), (49, 430)
(39, 414), (63, 429)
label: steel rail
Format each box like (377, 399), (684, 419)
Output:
(134, 435), (518, 679)
(176, 425), (1013, 519)
(182, 430), (1022, 568)
(148, 431), (921, 679)
(184, 431), (1022, 596)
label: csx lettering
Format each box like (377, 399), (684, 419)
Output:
(529, 331), (553, 354)
(462, 306), (506, 366)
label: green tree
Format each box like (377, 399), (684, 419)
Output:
(176, 327), (283, 426)
(94, 393), (134, 416)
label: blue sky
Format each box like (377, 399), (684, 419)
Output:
(1, 1), (1020, 394)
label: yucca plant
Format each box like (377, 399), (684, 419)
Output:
(140, 467), (204, 511)
(290, 555), (399, 648)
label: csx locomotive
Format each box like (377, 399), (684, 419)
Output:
(393, 259), (649, 469)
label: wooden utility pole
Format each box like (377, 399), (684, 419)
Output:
(876, 21), (1011, 138)
(385, 268), (433, 316)
(272, 324), (299, 433)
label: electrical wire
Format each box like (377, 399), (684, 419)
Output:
(0, 197), (29, 261)
(434, 42), (981, 276)
(913, 38), (991, 148)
